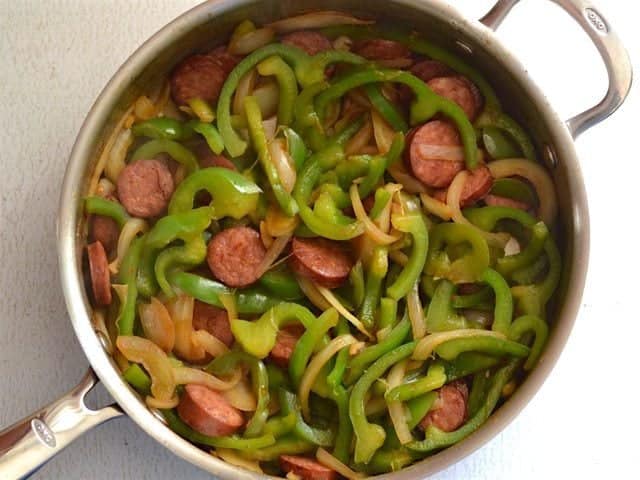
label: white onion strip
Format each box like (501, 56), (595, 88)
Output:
(222, 377), (257, 411)
(145, 395), (179, 409)
(104, 128), (133, 184)
(266, 11), (373, 33)
(297, 276), (332, 310)
(268, 139), (297, 193)
(386, 360), (413, 444)
(316, 286), (373, 339)
(109, 218), (148, 274)
(215, 449), (263, 474)
(387, 163), (428, 194)
(371, 109), (395, 154)
(350, 184), (400, 245)
(139, 297), (175, 353)
(316, 448), (366, 480)
(413, 329), (506, 361)
(256, 233), (292, 277)
(229, 27), (275, 55)
(192, 329), (230, 358)
(406, 282), (427, 340)
(420, 192), (453, 221)
(233, 68), (257, 116)
(345, 118), (373, 155)
(173, 366), (241, 391)
(299, 335), (357, 420)
(488, 158), (558, 226)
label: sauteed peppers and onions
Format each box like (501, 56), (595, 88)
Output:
(84, 11), (560, 478)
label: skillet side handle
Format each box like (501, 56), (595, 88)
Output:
(0, 369), (123, 479)
(480, 0), (633, 138)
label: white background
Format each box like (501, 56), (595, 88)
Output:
(1, 0), (638, 478)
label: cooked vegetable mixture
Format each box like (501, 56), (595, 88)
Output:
(84, 10), (560, 478)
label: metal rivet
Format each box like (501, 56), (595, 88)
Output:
(543, 144), (558, 169)
(455, 40), (473, 55)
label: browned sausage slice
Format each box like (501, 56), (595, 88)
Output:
(193, 300), (234, 347)
(281, 31), (333, 56)
(170, 54), (227, 106)
(280, 455), (338, 480)
(484, 194), (530, 211)
(269, 324), (305, 368)
(207, 227), (266, 288)
(90, 215), (119, 253)
(408, 120), (465, 188)
(207, 46), (241, 76)
(87, 241), (112, 306)
(431, 165), (493, 207)
(195, 141), (237, 171)
(290, 237), (353, 289)
(420, 381), (468, 432)
(427, 76), (483, 121)
(177, 384), (244, 437)
(117, 159), (174, 218)
(411, 60), (454, 83)
(353, 39), (411, 61)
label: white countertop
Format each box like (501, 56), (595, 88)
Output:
(1, 1), (638, 478)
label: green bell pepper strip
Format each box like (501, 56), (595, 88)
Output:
(258, 268), (303, 301)
(467, 370), (491, 419)
(369, 188), (392, 221)
(386, 213), (429, 300)
(512, 254), (548, 286)
(477, 112), (536, 162)
(168, 271), (283, 314)
(266, 363), (291, 392)
(279, 389), (335, 446)
(356, 133), (404, 198)
(168, 167), (261, 216)
(186, 120), (224, 154)
(426, 222), (490, 284)
(145, 207), (213, 250)
(289, 308), (339, 388)
(490, 178), (538, 206)
(294, 81), (329, 132)
(116, 234), (145, 335)
(364, 83), (409, 132)
(480, 268), (513, 335)
(511, 237), (561, 316)
(359, 447), (418, 474)
(482, 126), (521, 159)
(239, 435), (314, 461)
(385, 362), (447, 402)
(297, 49), (367, 87)
(256, 56), (298, 126)
(464, 206), (537, 231)
(230, 303), (319, 359)
(263, 412), (297, 438)
(244, 96), (298, 216)
(496, 221), (549, 278)
(293, 144), (365, 240)
(406, 391), (438, 430)
(350, 341), (417, 464)
(378, 297), (399, 332)
(131, 117), (186, 140)
(442, 352), (501, 381)
(130, 138), (199, 173)
(122, 363), (151, 395)
(508, 314), (549, 371)
(207, 351), (270, 437)
(84, 196), (129, 227)
(314, 68), (478, 169)
(281, 126), (307, 170)
(407, 360), (519, 452)
(435, 335), (530, 361)
(163, 409), (275, 449)
(154, 235), (207, 298)
(425, 279), (468, 332)
(345, 314), (411, 385)
(360, 246), (388, 330)
(349, 260), (365, 310)
(451, 283), (493, 309)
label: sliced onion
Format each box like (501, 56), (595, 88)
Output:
(268, 138), (296, 193)
(146, 395), (179, 409)
(388, 249), (409, 266)
(415, 144), (465, 162)
(316, 448), (365, 480)
(407, 282), (426, 340)
(134, 95), (156, 120)
(365, 396), (388, 416)
(323, 100), (342, 131)
(192, 329), (229, 358)
(105, 128), (133, 183)
(297, 276), (332, 310)
(345, 118), (373, 155)
(463, 309), (494, 328)
(387, 360), (413, 444)
(332, 35), (353, 51)
(387, 163), (427, 194)
(299, 334), (357, 420)
(350, 184), (400, 245)
(259, 220), (274, 249)
(222, 376), (257, 411)
(266, 11), (373, 33)
(233, 68), (257, 116)
(488, 158), (558, 226)
(252, 82), (280, 119)
(413, 329), (506, 361)
(109, 219), (148, 275)
(173, 366), (241, 391)
(229, 27), (275, 55)
(166, 294), (205, 362)
(215, 449), (263, 474)
(371, 109), (395, 154)
(504, 236), (521, 257)
(116, 336), (175, 400)
(262, 116), (278, 141)
(316, 285), (372, 339)
(96, 178), (116, 197)
(265, 204), (300, 237)
(420, 192), (453, 221)
(139, 297), (175, 353)
(256, 232), (292, 278)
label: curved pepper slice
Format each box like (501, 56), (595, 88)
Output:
(131, 138), (199, 173)
(116, 234), (145, 335)
(425, 279), (468, 332)
(386, 213), (429, 300)
(84, 196), (129, 227)
(256, 55), (298, 126)
(508, 314), (549, 371)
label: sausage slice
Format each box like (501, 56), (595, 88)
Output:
(269, 324), (305, 368)
(207, 227), (266, 288)
(281, 31), (333, 56)
(353, 39), (410, 61)
(427, 76), (483, 121)
(290, 237), (353, 289)
(117, 159), (174, 218)
(432, 165), (493, 207)
(170, 50), (237, 106)
(408, 120), (465, 188)
(87, 241), (112, 306)
(411, 60), (454, 83)
(195, 141), (237, 171)
(177, 384), (244, 437)
(420, 381), (469, 432)
(193, 300), (234, 347)
(207, 47), (241, 76)
(280, 455), (338, 480)
(90, 215), (119, 253)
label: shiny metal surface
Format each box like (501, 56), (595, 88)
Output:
(0, 0), (631, 478)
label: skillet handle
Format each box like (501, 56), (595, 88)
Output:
(0, 369), (123, 479)
(480, 0), (633, 138)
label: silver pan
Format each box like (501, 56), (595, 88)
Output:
(0, 0), (632, 478)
